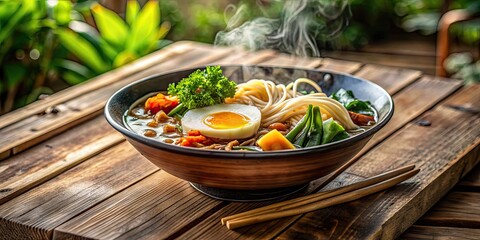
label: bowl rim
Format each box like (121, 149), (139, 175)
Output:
(104, 64), (394, 159)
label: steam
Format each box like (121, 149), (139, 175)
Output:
(215, 0), (350, 57)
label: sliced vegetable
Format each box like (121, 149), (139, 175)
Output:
(305, 106), (323, 147)
(321, 118), (346, 144)
(331, 131), (349, 142)
(257, 129), (296, 151)
(294, 106), (314, 147)
(286, 105), (312, 142)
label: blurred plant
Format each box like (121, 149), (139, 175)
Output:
(0, 0), (169, 114)
(158, 0), (229, 43)
(395, 0), (480, 45)
(0, 0), (59, 114)
(56, 0), (171, 84)
(444, 52), (480, 85)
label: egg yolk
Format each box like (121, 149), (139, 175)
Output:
(204, 111), (250, 129)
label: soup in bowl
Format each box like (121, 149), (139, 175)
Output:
(104, 65), (394, 201)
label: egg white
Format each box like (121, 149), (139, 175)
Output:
(182, 104), (261, 139)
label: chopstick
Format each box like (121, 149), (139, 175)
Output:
(222, 164), (419, 230)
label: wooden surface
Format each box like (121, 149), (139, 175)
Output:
(0, 41), (478, 239)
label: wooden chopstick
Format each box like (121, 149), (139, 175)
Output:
(222, 165), (419, 230)
(221, 164), (415, 225)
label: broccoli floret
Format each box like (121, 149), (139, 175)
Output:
(167, 66), (236, 110)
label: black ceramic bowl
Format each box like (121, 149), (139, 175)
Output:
(105, 65), (394, 201)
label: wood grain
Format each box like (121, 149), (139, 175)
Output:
(211, 49), (278, 66)
(0, 131), (124, 205)
(360, 76), (462, 156)
(0, 116), (118, 204)
(54, 171), (223, 240)
(177, 173), (364, 240)
(278, 85), (479, 239)
(415, 192), (480, 228)
(0, 141), (157, 239)
(400, 225), (480, 239)
(354, 64), (422, 95)
(458, 163), (480, 191)
(162, 61), (463, 239)
(261, 53), (323, 68)
(0, 43), (235, 160)
(317, 58), (363, 74)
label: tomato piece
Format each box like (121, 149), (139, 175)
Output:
(144, 93), (179, 114)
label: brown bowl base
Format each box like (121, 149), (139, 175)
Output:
(190, 182), (309, 202)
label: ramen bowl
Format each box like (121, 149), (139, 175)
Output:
(105, 65), (394, 201)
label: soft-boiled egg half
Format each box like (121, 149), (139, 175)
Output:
(182, 104), (261, 139)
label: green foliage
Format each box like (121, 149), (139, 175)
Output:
(0, 0), (54, 113)
(396, 0), (480, 45)
(167, 66), (237, 110)
(445, 53), (480, 85)
(58, 0), (171, 78)
(0, 0), (170, 114)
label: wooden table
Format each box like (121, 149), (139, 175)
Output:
(0, 41), (478, 239)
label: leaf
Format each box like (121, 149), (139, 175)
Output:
(56, 28), (109, 73)
(62, 70), (89, 85)
(54, 0), (72, 26)
(126, 0), (160, 54)
(91, 3), (128, 49)
(0, 2), (29, 44)
(54, 59), (95, 79)
(0, 2), (20, 23)
(69, 20), (116, 62)
(4, 64), (27, 88)
(113, 51), (137, 68)
(126, 0), (139, 25)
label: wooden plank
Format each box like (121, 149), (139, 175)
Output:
(317, 58), (363, 74)
(401, 225), (480, 239)
(322, 50), (436, 75)
(354, 64), (422, 95)
(0, 116), (124, 205)
(0, 141), (158, 239)
(359, 76), (462, 157)
(261, 53), (323, 68)
(0, 44), (235, 160)
(415, 192), (480, 228)
(211, 49), (278, 66)
(0, 116), (114, 189)
(167, 71), (461, 239)
(278, 85), (480, 239)
(0, 41), (197, 130)
(457, 163), (480, 191)
(176, 173), (363, 240)
(53, 171), (223, 239)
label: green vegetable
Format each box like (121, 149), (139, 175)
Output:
(305, 106), (323, 147)
(321, 118), (346, 144)
(167, 66), (237, 110)
(286, 105), (312, 142)
(287, 104), (351, 147)
(294, 106), (313, 147)
(331, 131), (349, 142)
(167, 103), (184, 116)
(331, 88), (375, 116)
